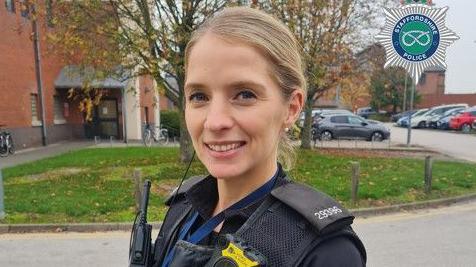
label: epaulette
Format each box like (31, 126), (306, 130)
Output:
(271, 181), (354, 235)
(164, 175), (207, 205)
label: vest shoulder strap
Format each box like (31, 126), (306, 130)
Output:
(271, 181), (354, 234)
(165, 175), (207, 205)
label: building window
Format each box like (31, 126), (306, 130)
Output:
(5, 0), (15, 12)
(20, 0), (29, 18)
(419, 73), (426, 85)
(31, 93), (42, 126)
(54, 96), (66, 124)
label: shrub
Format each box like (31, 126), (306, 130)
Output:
(368, 113), (391, 122)
(160, 110), (180, 138)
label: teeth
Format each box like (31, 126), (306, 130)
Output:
(208, 143), (242, 152)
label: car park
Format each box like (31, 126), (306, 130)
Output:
(424, 104), (468, 127)
(430, 107), (465, 129)
(391, 110), (416, 122)
(449, 107), (476, 133)
(314, 114), (390, 141)
(397, 108), (429, 127)
(411, 104), (468, 128)
(436, 109), (465, 130)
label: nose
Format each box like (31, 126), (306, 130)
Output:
(203, 98), (234, 132)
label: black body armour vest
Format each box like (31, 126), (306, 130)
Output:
(152, 176), (366, 267)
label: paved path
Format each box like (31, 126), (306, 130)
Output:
(354, 199), (476, 267)
(1, 201), (475, 267)
(387, 124), (476, 163)
(0, 232), (128, 267)
(0, 141), (94, 169)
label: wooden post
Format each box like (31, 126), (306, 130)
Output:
(0, 169), (5, 219)
(424, 156), (433, 194)
(351, 162), (360, 205)
(133, 169), (142, 213)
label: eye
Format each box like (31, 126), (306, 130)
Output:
(188, 92), (208, 103)
(234, 90), (257, 101)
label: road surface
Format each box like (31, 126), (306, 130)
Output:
(354, 200), (476, 266)
(388, 124), (476, 163)
(1, 201), (475, 266)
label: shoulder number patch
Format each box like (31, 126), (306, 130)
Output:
(314, 206), (342, 220)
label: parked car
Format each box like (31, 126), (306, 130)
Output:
(436, 109), (465, 130)
(391, 110), (416, 122)
(312, 109), (353, 123)
(355, 107), (387, 119)
(430, 107), (465, 129)
(356, 107), (379, 119)
(411, 104), (468, 128)
(449, 108), (476, 133)
(397, 108), (429, 127)
(314, 114), (390, 142)
(298, 109), (321, 127)
(299, 109), (352, 127)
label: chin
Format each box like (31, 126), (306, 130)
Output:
(204, 161), (244, 180)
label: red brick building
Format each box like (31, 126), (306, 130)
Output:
(0, 1), (160, 149)
(348, 44), (476, 111)
(416, 68), (476, 108)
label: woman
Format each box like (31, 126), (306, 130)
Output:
(152, 7), (366, 267)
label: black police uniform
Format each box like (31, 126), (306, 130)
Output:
(152, 164), (366, 267)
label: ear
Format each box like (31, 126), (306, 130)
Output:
(284, 89), (305, 127)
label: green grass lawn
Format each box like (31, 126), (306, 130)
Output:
(1, 147), (475, 224)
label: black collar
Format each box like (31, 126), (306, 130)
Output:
(184, 163), (289, 222)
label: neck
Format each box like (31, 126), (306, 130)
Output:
(213, 162), (278, 216)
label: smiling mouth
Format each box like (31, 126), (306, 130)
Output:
(205, 142), (246, 152)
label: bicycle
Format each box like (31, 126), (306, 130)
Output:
(143, 124), (169, 147)
(0, 125), (15, 157)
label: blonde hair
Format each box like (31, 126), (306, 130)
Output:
(185, 7), (306, 170)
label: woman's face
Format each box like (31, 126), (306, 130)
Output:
(185, 33), (302, 181)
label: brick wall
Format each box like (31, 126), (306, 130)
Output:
(415, 71), (476, 108)
(417, 94), (476, 108)
(139, 75), (157, 124)
(0, 4), (84, 148)
(416, 71), (444, 96)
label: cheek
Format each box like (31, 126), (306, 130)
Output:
(185, 108), (199, 138)
(239, 109), (285, 140)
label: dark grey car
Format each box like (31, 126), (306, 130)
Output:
(314, 115), (391, 141)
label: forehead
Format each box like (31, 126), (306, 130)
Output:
(185, 34), (276, 89)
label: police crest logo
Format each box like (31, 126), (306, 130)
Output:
(376, 2), (459, 84)
(393, 14), (439, 62)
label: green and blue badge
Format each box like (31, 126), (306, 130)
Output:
(392, 14), (439, 62)
(376, 3), (458, 84)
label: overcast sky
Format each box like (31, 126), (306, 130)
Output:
(433, 0), (476, 93)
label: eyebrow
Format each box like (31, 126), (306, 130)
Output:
(184, 82), (206, 92)
(185, 80), (266, 92)
(227, 80), (266, 91)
